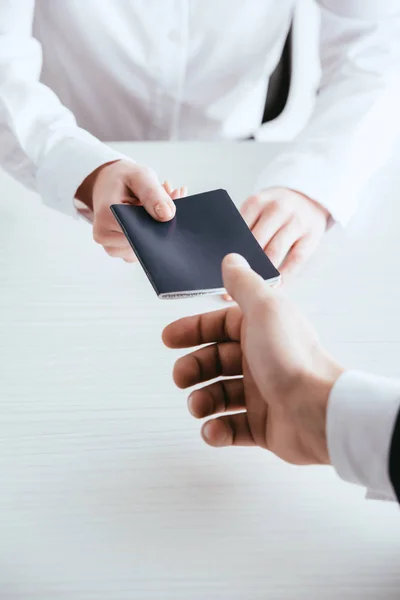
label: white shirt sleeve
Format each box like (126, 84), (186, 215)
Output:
(256, 1), (400, 226)
(327, 370), (400, 501)
(0, 0), (126, 217)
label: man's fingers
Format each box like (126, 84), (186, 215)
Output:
(201, 413), (256, 447)
(222, 254), (269, 312)
(264, 219), (301, 269)
(162, 305), (242, 349)
(126, 167), (176, 222)
(188, 378), (245, 418)
(173, 342), (242, 389)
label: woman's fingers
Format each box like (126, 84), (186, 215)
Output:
(264, 219), (302, 269)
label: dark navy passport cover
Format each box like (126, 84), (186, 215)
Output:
(111, 189), (280, 298)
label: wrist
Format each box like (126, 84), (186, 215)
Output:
(75, 160), (119, 210)
(293, 368), (343, 466)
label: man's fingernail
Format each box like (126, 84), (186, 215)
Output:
(155, 204), (173, 219)
(225, 254), (250, 268)
(202, 422), (213, 443)
(202, 420), (230, 447)
(187, 394), (195, 416)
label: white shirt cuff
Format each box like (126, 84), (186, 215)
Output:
(36, 136), (130, 218)
(327, 371), (400, 500)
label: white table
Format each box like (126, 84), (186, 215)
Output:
(1, 142), (400, 600)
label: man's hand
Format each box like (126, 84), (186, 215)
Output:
(241, 187), (330, 278)
(76, 160), (186, 262)
(163, 254), (343, 466)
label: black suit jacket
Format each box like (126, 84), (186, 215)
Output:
(389, 411), (400, 502)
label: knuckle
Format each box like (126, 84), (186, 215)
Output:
(290, 249), (306, 264)
(122, 163), (157, 190)
(146, 166), (157, 180)
(119, 159), (136, 172)
(142, 188), (159, 207)
(247, 194), (263, 211)
(266, 198), (281, 214)
(137, 164), (157, 181)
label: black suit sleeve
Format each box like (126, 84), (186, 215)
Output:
(389, 407), (400, 502)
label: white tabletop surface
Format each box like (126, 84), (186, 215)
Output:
(1, 142), (400, 600)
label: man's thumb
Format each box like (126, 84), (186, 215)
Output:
(222, 254), (268, 312)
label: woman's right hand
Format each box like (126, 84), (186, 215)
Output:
(76, 159), (186, 262)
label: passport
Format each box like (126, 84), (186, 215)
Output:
(111, 189), (280, 299)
